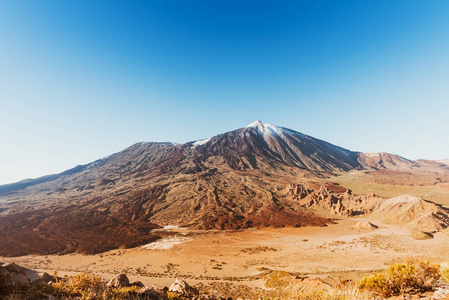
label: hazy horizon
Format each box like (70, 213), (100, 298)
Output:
(1, 1), (449, 184)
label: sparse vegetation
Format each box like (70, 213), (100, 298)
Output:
(240, 245), (278, 254)
(440, 265), (449, 283)
(102, 286), (142, 300)
(264, 270), (293, 289)
(16, 271), (151, 300)
(359, 260), (440, 297)
(49, 272), (104, 299)
(163, 262), (180, 275)
(6, 259), (449, 299)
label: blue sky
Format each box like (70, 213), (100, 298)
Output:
(1, 1), (449, 184)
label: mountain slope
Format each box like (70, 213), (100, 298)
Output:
(192, 120), (362, 172)
(0, 120), (448, 256)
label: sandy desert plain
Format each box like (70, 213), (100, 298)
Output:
(3, 171), (449, 298)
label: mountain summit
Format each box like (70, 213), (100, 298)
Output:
(1, 121), (448, 256)
(191, 120), (361, 172)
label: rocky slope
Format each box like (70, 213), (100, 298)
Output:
(1, 121), (448, 256)
(368, 194), (449, 232)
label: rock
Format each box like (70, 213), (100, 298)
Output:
(8, 271), (30, 288)
(285, 183), (310, 199)
(31, 272), (55, 285)
(0, 263), (31, 294)
(41, 272), (54, 283)
(106, 274), (130, 288)
(353, 221), (378, 229)
(4, 263), (27, 275)
(431, 280), (449, 299)
(169, 278), (199, 296)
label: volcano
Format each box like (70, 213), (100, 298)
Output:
(1, 120), (448, 256)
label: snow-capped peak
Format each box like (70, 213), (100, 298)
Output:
(246, 120), (281, 133)
(246, 120), (289, 142)
(246, 120), (264, 128)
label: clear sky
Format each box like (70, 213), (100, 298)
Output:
(1, 1), (449, 184)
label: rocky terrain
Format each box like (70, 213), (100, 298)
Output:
(1, 121), (449, 257)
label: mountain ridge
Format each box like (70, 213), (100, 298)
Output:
(1, 120), (448, 256)
(1, 120), (447, 193)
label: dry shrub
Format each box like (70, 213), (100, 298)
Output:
(264, 270), (292, 289)
(295, 291), (343, 300)
(52, 272), (105, 299)
(359, 260), (440, 297)
(103, 286), (141, 300)
(331, 282), (371, 300)
(291, 285), (371, 300)
(413, 260), (441, 288)
(241, 246), (278, 254)
(26, 282), (57, 300)
(167, 291), (185, 300)
(264, 271), (371, 299)
(441, 265), (449, 283)
(24, 271), (145, 300)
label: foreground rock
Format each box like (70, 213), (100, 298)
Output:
(0, 263), (31, 294)
(105, 274), (167, 299)
(106, 273), (130, 288)
(169, 278), (199, 296)
(30, 272), (61, 285)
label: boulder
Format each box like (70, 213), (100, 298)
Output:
(4, 263), (27, 275)
(106, 274), (130, 288)
(168, 278), (199, 296)
(0, 263), (31, 294)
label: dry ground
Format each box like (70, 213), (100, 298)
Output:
(3, 216), (449, 291)
(4, 171), (449, 295)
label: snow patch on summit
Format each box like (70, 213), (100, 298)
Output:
(246, 120), (285, 136)
(246, 120), (301, 144)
